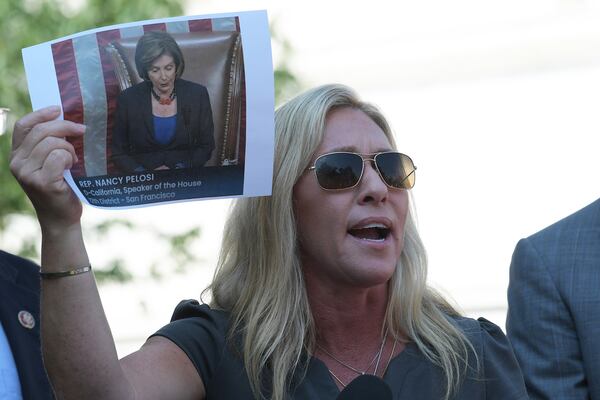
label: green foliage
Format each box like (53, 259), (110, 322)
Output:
(93, 219), (136, 236)
(0, 134), (34, 232)
(271, 20), (302, 105)
(162, 227), (201, 273)
(93, 258), (134, 283)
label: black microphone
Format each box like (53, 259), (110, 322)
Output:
(336, 374), (393, 400)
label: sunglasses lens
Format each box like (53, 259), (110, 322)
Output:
(376, 153), (416, 189)
(314, 153), (363, 189)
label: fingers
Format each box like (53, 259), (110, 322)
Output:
(20, 148), (83, 231)
(16, 119), (85, 159)
(10, 108), (85, 229)
(12, 105), (85, 158)
(40, 149), (75, 192)
(16, 136), (78, 178)
(12, 106), (62, 149)
(10, 108), (84, 195)
(17, 149), (73, 193)
(11, 108), (85, 180)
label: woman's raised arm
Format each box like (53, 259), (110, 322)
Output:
(10, 107), (204, 399)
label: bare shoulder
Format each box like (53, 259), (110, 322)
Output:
(120, 336), (205, 400)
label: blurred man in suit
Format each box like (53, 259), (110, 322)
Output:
(507, 198), (600, 399)
(0, 250), (53, 399)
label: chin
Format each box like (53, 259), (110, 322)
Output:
(348, 262), (396, 288)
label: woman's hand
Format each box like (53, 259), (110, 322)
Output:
(9, 106), (85, 234)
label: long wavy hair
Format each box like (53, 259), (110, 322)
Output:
(208, 84), (475, 400)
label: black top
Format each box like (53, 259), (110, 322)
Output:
(152, 300), (528, 399)
(111, 79), (215, 173)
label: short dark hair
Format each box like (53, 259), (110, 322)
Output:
(134, 31), (185, 81)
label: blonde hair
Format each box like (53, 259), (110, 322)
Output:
(208, 84), (476, 399)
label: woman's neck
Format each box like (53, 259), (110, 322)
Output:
(306, 275), (389, 354)
(306, 275), (407, 389)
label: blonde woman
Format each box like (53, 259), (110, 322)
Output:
(10, 84), (527, 399)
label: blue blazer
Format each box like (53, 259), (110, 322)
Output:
(0, 251), (53, 399)
(507, 198), (600, 399)
(111, 79), (215, 173)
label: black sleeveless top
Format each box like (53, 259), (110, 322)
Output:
(151, 300), (528, 399)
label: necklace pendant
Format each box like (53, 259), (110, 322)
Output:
(151, 86), (176, 106)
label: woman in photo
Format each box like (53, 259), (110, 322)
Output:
(111, 31), (215, 173)
(11, 84), (527, 399)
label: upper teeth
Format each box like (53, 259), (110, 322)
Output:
(357, 223), (387, 229)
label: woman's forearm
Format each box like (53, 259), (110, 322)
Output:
(10, 108), (137, 399)
(40, 224), (135, 400)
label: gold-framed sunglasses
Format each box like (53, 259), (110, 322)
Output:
(307, 151), (416, 190)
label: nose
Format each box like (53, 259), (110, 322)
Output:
(357, 160), (388, 204)
(160, 69), (168, 80)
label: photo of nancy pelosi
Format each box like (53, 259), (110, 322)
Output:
(111, 31), (215, 173)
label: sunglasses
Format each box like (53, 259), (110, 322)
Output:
(307, 151), (417, 190)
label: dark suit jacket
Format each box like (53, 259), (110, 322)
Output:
(507, 198), (600, 399)
(0, 251), (53, 399)
(111, 79), (215, 173)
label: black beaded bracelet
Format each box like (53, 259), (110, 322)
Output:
(40, 265), (92, 279)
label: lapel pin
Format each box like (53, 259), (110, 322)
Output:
(18, 310), (36, 330)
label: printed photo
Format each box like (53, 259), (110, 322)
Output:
(22, 11), (273, 208)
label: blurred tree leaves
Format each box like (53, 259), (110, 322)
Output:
(271, 20), (302, 104)
(162, 227), (201, 273)
(0, 133), (34, 231)
(0, 0), (300, 283)
(93, 258), (134, 283)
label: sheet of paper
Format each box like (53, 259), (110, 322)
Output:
(22, 10), (274, 209)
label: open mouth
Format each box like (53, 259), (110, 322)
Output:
(348, 224), (391, 242)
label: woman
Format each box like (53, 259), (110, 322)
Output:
(111, 31), (215, 173)
(10, 84), (527, 399)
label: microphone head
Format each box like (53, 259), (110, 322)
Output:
(336, 374), (393, 400)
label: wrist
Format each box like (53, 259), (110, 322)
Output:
(41, 222), (89, 274)
(39, 220), (83, 240)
